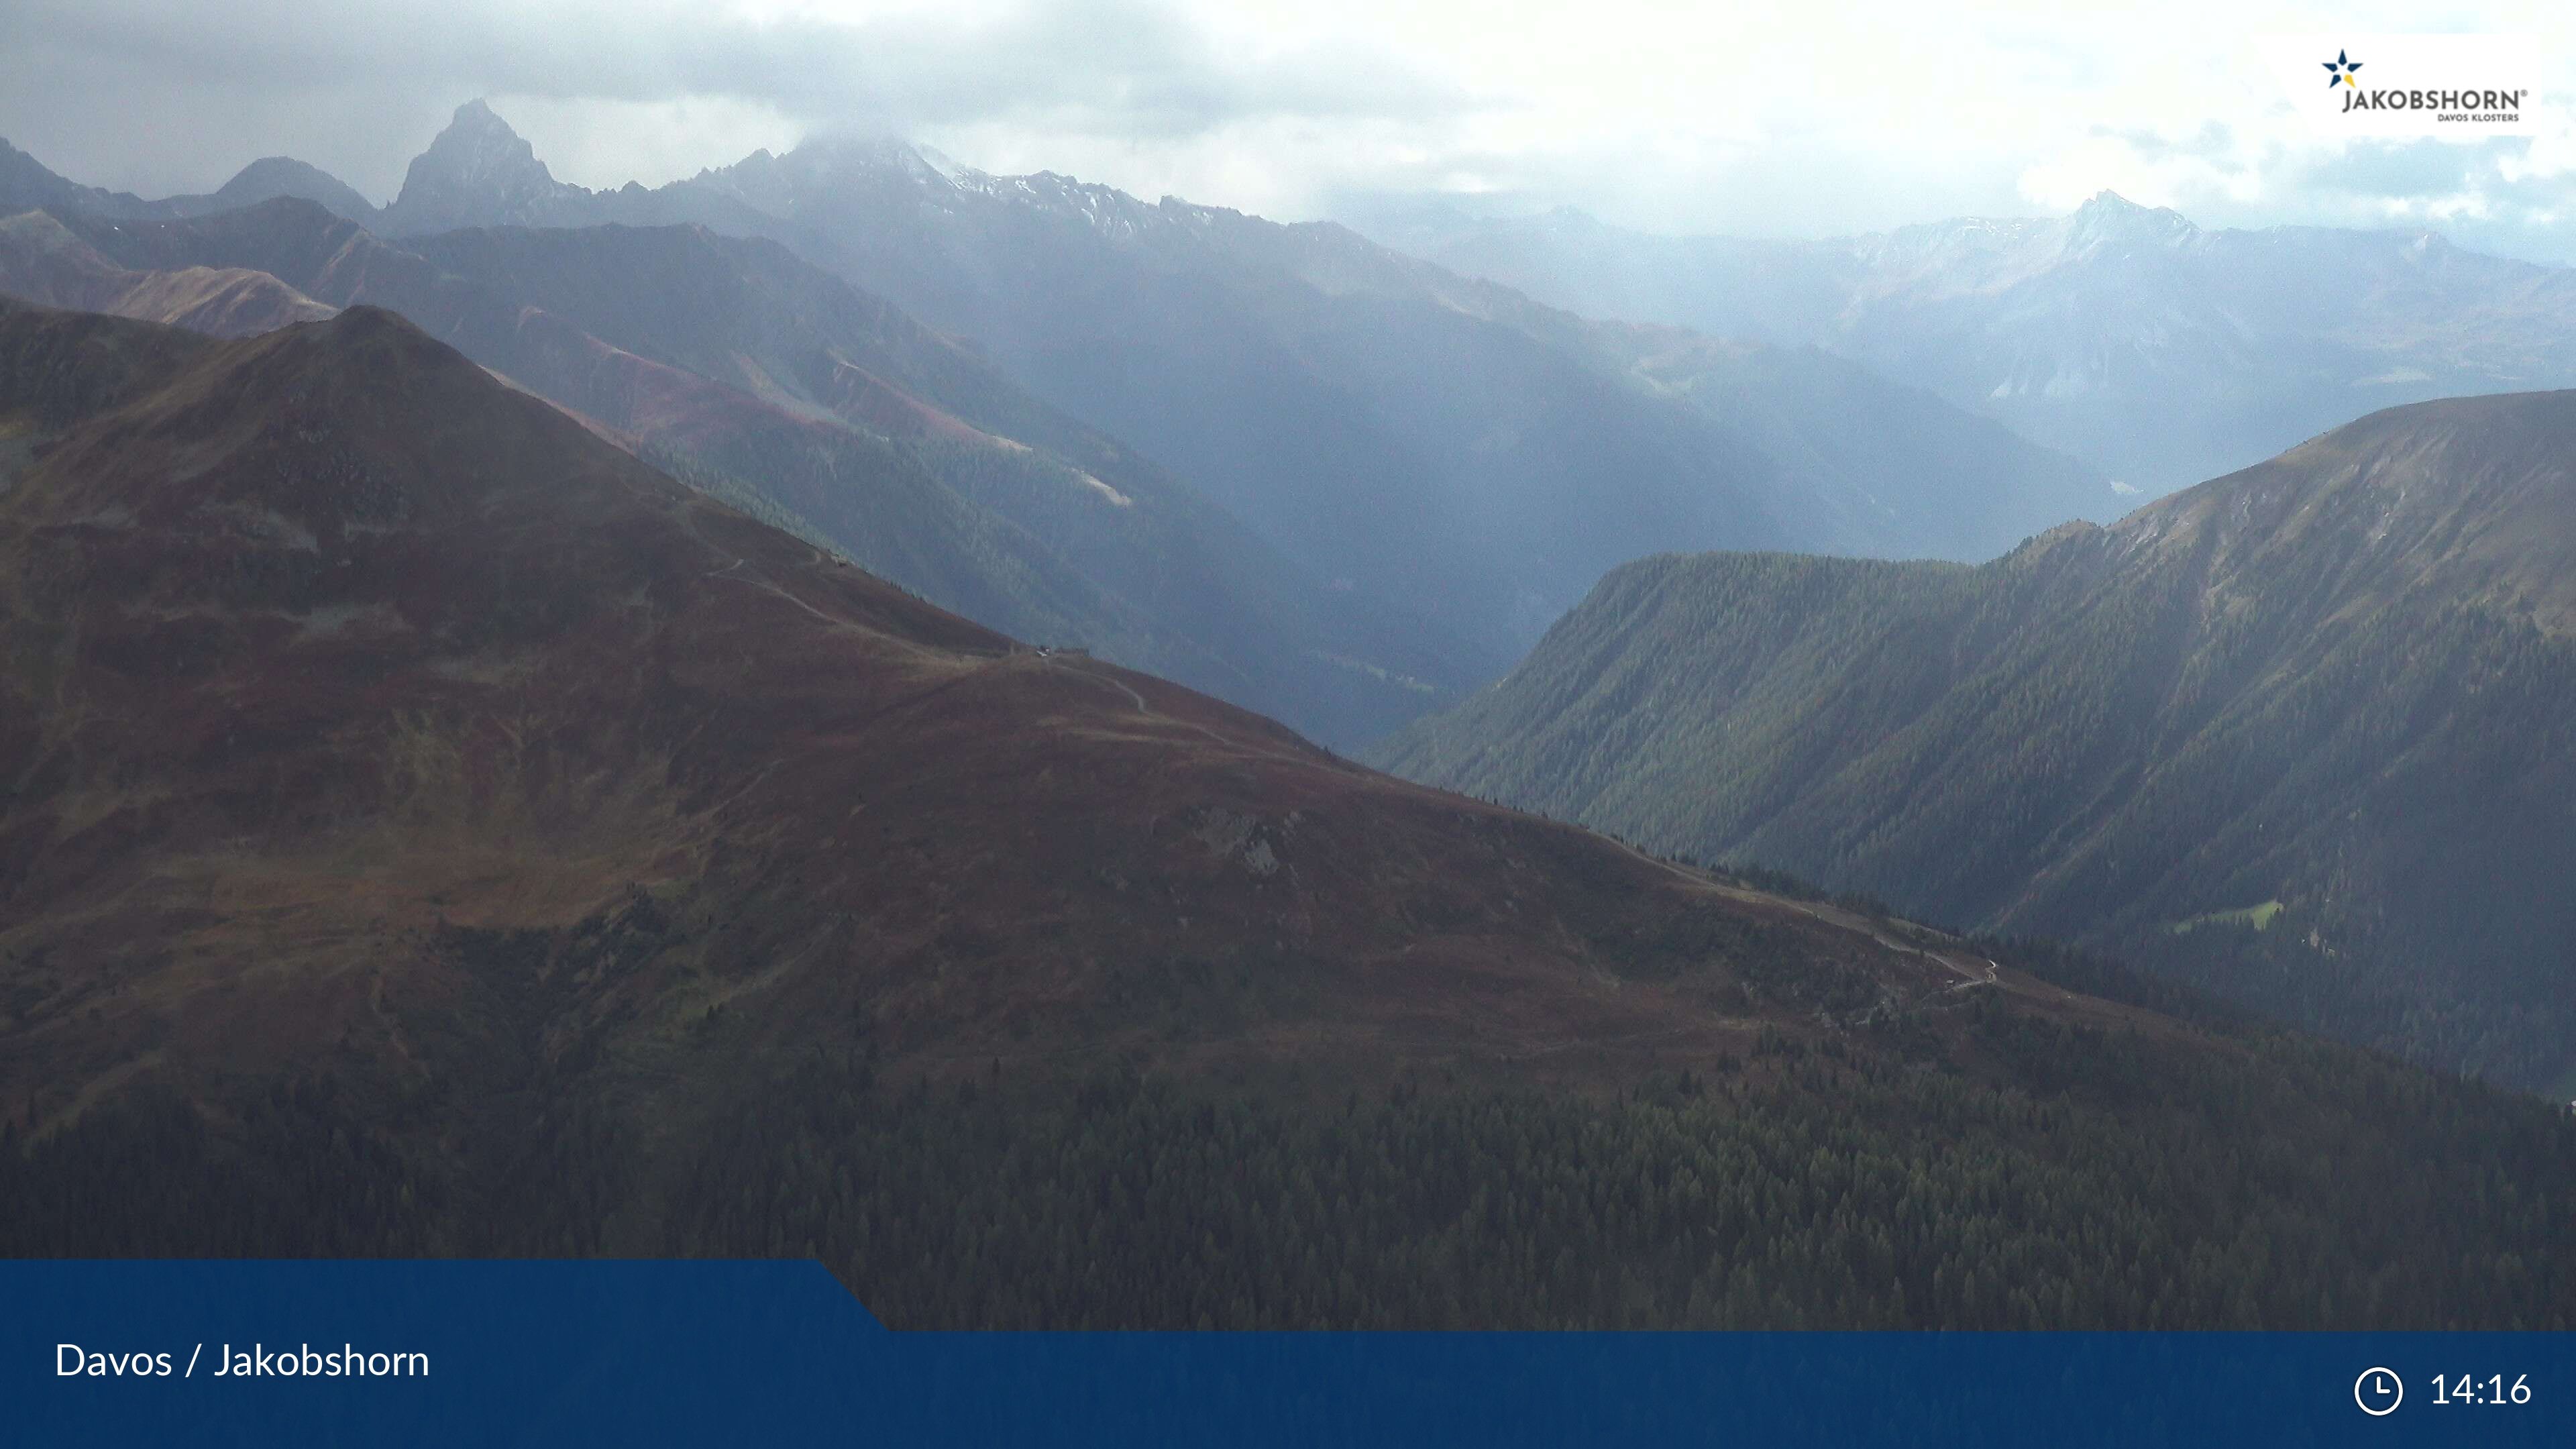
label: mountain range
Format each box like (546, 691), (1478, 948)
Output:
(637, 127), (2109, 640)
(0, 211), (333, 336)
(1, 136), (381, 228)
(5, 105), (2114, 675)
(1376, 193), (2576, 498)
(3, 299), (2571, 1328)
(0, 299), (1868, 1119)
(1375, 391), (2576, 1089)
(0, 195), (1483, 748)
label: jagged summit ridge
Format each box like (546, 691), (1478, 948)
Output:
(2063, 189), (2198, 251)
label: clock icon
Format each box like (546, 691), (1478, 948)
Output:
(2356, 1367), (2404, 1416)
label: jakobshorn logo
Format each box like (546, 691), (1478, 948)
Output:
(2259, 34), (2540, 136)
(2322, 42), (2522, 121)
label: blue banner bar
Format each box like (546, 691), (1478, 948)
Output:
(5, 1260), (2565, 1446)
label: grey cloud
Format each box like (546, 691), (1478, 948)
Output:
(2292, 140), (2487, 202)
(1322, 130), (2037, 241)
(2092, 121), (2238, 163)
(2133, 139), (2574, 266)
(0, 0), (1479, 197)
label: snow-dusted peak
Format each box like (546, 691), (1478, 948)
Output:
(793, 133), (953, 184)
(910, 144), (973, 183)
(2063, 191), (2198, 250)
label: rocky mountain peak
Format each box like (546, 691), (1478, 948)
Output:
(2063, 190), (2198, 250)
(385, 99), (584, 234)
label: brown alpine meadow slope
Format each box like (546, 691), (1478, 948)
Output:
(4, 302), (2572, 1330)
(0, 300), (2008, 1122)
(0, 211), (333, 338)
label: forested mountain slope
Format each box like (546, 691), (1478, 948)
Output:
(1377, 392), (2576, 1087)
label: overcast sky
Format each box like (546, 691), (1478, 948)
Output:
(3, 1), (2571, 258)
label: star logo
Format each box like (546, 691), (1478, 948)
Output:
(2322, 50), (2363, 88)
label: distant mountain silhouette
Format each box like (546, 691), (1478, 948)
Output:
(1383, 193), (2576, 496)
(1, 137), (379, 227)
(382, 98), (589, 234)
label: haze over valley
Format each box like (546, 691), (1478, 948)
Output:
(1366, 191), (2576, 499)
